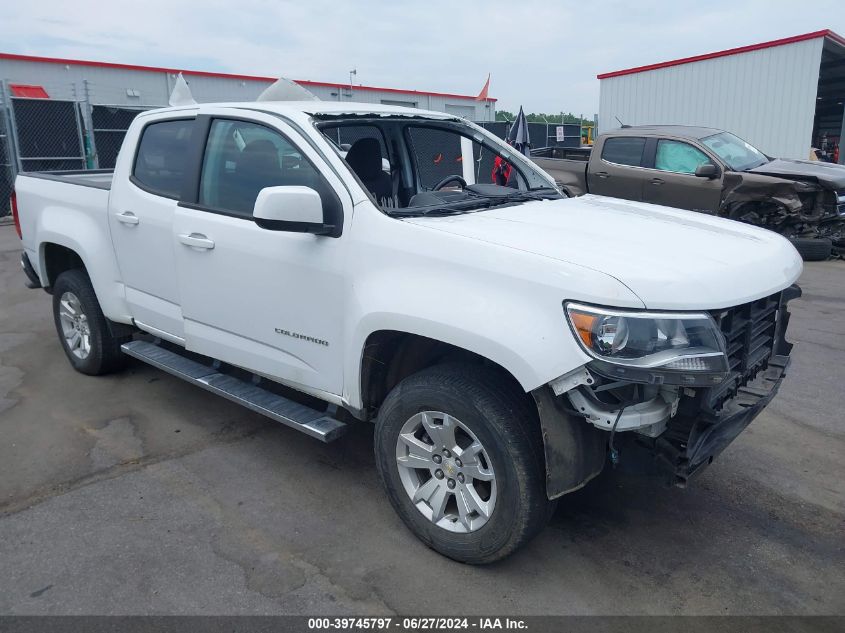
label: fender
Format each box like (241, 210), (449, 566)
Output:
(341, 206), (644, 410)
(30, 193), (131, 323)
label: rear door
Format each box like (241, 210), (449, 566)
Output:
(172, 112), (352, 396)
(108, 116), (195, 340)
(588, 136), (647, 200)
(641, 138), (722, 211)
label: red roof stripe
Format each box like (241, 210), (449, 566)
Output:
(0, 52), (496, 102)
(597, 29), (845, 80)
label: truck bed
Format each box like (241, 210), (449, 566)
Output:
(530, 156), (589, 197)
(21, 169), (114, 190)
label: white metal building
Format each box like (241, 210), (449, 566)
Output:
(597, 30), (845, 161)
(0, 52), (496, 120)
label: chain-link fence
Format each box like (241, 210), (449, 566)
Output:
(0, 80), (160, 217)
(10, 97), (87, 172)
(90, 104), (153, 168)
(0, 108), (13, 218)
(476, 121), (583, 149)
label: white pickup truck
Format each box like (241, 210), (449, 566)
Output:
(12, 101), (802, 563)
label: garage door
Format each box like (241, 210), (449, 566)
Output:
(444, 104), (475, 120)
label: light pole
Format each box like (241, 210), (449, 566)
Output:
(349, 69), (357, 101)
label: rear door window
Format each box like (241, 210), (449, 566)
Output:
(600, 137), (646, 167)
(132, 119), (194, 198)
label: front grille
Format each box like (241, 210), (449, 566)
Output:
(708, 291), (781, 409)
(822, 190), (845, 218)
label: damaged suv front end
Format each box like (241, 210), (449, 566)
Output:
(729, 159), (845, 247)
(534, 286), (801, 495)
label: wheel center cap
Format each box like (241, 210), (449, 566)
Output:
(443, 460), (456, 476)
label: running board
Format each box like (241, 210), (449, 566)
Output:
(121, 340), (347, 442)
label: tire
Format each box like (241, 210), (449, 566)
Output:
(52, 269), (130, 375)
(374, 363), (555, 564)
(789, 237), (832, 262)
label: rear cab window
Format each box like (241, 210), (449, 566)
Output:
(406, 125), (515, 190)
(600, 136), (646, 167)
(131, 119), (194, 198)
(321, 124), (389, 162)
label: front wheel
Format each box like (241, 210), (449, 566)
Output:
(788, 237), (832, 262)
(374, 364), (554, 564)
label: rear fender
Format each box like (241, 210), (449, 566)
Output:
(36, 209), (131, 323)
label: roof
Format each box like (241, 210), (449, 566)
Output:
(598, 29), (845, 80)
(136, 101), (459, 120)
(0, 52), (496, 102)
(612, 125), (723, 139)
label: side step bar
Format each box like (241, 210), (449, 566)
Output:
(121, 340), (347, 442)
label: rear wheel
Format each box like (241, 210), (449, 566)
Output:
(52, 269), (130, 375)
(374, 363), (554, 564)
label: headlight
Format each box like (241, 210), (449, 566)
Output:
(565, 302), (729, 384)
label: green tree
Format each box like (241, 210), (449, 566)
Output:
(495, 110), (592, 126)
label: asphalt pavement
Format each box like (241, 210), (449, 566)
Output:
(0, 223), (842, 615)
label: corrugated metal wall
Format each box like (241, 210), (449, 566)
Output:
(598, 37), (824, 159)
(0, 58), (494, 120)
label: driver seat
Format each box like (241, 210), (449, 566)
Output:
(345, 138), (392, 205)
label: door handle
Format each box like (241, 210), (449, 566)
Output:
(595, 171), (610, 179)
(116, 211), (139, 225)
(650, 178), (665, 186)
(178, 233), (215, 250)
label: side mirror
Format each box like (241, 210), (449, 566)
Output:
(253, 186), (331, 234)
(695, 163), (719, 179)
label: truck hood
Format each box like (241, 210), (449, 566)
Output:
(747, 158), (845, 189)
(405, 194), (802, 310)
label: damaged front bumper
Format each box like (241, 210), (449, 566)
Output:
(650, 353), (789, 486)
(534, 285), (801, 498)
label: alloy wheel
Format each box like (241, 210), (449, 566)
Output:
(58, 291), (91, 360)
(395, 411), (497, 533)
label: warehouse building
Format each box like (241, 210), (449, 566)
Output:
(0, 52), (496, 215)
(597, 30), (845, 161)
(0, 53), (495, 118)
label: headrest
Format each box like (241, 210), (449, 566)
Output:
(345, 138), (383, 180)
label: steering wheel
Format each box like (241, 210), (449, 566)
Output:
(433, 175), (467, 191)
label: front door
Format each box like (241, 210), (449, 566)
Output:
(172, 114), (352, 396)
(108, 117), (195, 339)
(641, 138), (723, 212)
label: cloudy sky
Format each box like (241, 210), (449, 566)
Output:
(2, 0), (843, 114)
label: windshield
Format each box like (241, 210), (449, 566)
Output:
(315, 115), (560, 217)
(701, 132), (769, 171)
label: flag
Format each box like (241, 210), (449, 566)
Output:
(507, 106), (531, 156)
(475, 74), (491, 101)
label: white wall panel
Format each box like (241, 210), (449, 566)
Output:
(0, 58), (493, 120)
(598, 38), (824, 159)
